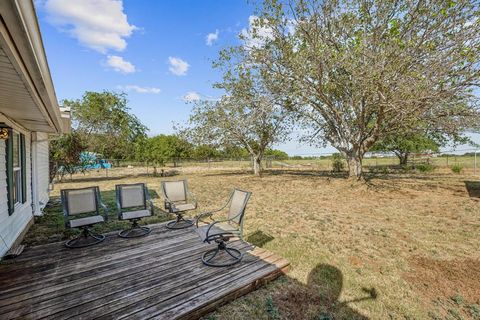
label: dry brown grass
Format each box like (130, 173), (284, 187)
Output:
(25, 167), (480, 319)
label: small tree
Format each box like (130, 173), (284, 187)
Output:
(372, 133), (440, 165)
(192, 145), (222, 160)
(49, 132), (87, 181)
(265, 148), (289, 160)
(141, 135), (192, 174)
(185, 95), (291, 175)
(183, 48), (292, 176)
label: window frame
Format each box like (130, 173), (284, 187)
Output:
(2, 125), (27, 215)
(12, 132), (22, 206)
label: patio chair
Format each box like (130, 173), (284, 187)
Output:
(196, 188), (252, 267)
(116, 183), (154, 238)
(61, 186), (108, 248)
(161, 180), (197, 229)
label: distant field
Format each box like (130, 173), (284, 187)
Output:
(97, 155), (480, 177)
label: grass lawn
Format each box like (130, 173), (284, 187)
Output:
(24, 167), (480, 319)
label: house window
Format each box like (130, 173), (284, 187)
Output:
(3, 127), (27, 215)
(12, 132), (22, 205)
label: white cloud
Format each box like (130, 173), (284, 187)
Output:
(43, 0), (136, 53)
(118, 85), (161, 94)
(206, 29), (219, 46)
(168, 57), (189, 76)
(183, 91), (201, 102)
(241, 15), (274, 49)
(106, 55), (136, 73)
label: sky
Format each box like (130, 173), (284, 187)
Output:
(34, 0), (478, 156)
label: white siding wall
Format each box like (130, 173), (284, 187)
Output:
(36, 132), (50, 208)
(0, 115), (33, 257)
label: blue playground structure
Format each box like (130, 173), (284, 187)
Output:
(80, 152), (112, 170)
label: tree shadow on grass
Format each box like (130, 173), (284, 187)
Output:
(203, 169), (348, 179)
(245, 230), (274, 247)
(464, 181), (480, 198)
(272, 263), (376, 319)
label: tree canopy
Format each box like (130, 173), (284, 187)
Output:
(183, 44), (293, 175)
(234, 0), (480, 178)
(64, 91), (148, 160)
(138, 134), (192, 167)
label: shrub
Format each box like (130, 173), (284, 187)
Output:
(331, 153), (345, 172)
(451, 164), (463, 174)
(416, 163), (435, 173)
(265, 296), (280, 319)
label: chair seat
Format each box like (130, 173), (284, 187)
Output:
(196, 222), (239, 242)
(69, 215), (104, 228)
(121, 209), (151, 220)
(171, 203), (196, 213)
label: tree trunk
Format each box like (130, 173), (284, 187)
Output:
(346, 153), (363, 179)
(398, 153), (409, 166)
(252, 155), (262, 176)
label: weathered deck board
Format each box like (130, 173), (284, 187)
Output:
(0, 223), (289, 319)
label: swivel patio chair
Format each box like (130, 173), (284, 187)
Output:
(61, 186), (108, 248)
(196, 188), (252, 267)
(116, 183), (154, 238)
(161, 180), (197, 229)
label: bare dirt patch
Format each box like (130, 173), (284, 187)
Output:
(405, 256), (480, 319)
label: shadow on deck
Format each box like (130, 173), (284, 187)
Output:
(0, 223), (289, 319)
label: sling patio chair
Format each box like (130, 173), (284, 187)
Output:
(196, 188), (252, 267)
(161, 180), (197, 229)
(116, 183), (154, 238)
(61, 186), (108, 248)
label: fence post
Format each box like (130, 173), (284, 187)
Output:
(475, 151), (477, 175)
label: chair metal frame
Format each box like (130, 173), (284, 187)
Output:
(196, 188), (252, 267)
(116, 183), (154, 238)
(161, 180), (197, 229)
(61, 186), (108, 248)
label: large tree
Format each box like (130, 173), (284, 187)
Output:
(64, 91), (147, 160)
(240, 0), (480, 178)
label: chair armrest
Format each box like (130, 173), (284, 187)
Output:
(164, 197), (174, 212)
(144, 187), (155, 215)
(100, 202), (109, 221)
(187, 191), (198, 209)
(147, 198), (155, 215)
(204, 220), (239, 242)
(116, 196), (122, 218)
(196, 208), (223, 227)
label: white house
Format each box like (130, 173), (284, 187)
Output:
(0, 1), (70, 257)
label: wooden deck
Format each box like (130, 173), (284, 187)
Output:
(0, 224), (289, 320)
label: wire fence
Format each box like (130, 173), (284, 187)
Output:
(50, 148), (480, 182)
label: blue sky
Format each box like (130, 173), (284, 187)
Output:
(34, 0), (329, 155)
(34, 0), (478, 156)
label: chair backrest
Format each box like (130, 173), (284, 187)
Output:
(162, 180), (187, 202)
(227, 189), (252, 224)
(61, 187), (99, 216)
(116, 183), (146, 209)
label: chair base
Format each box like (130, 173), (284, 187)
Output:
(65, 228), (105, 248)
(201, 241), (243, 267)
(166, 214), (194, 229)
(119, 226), (151, 238)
